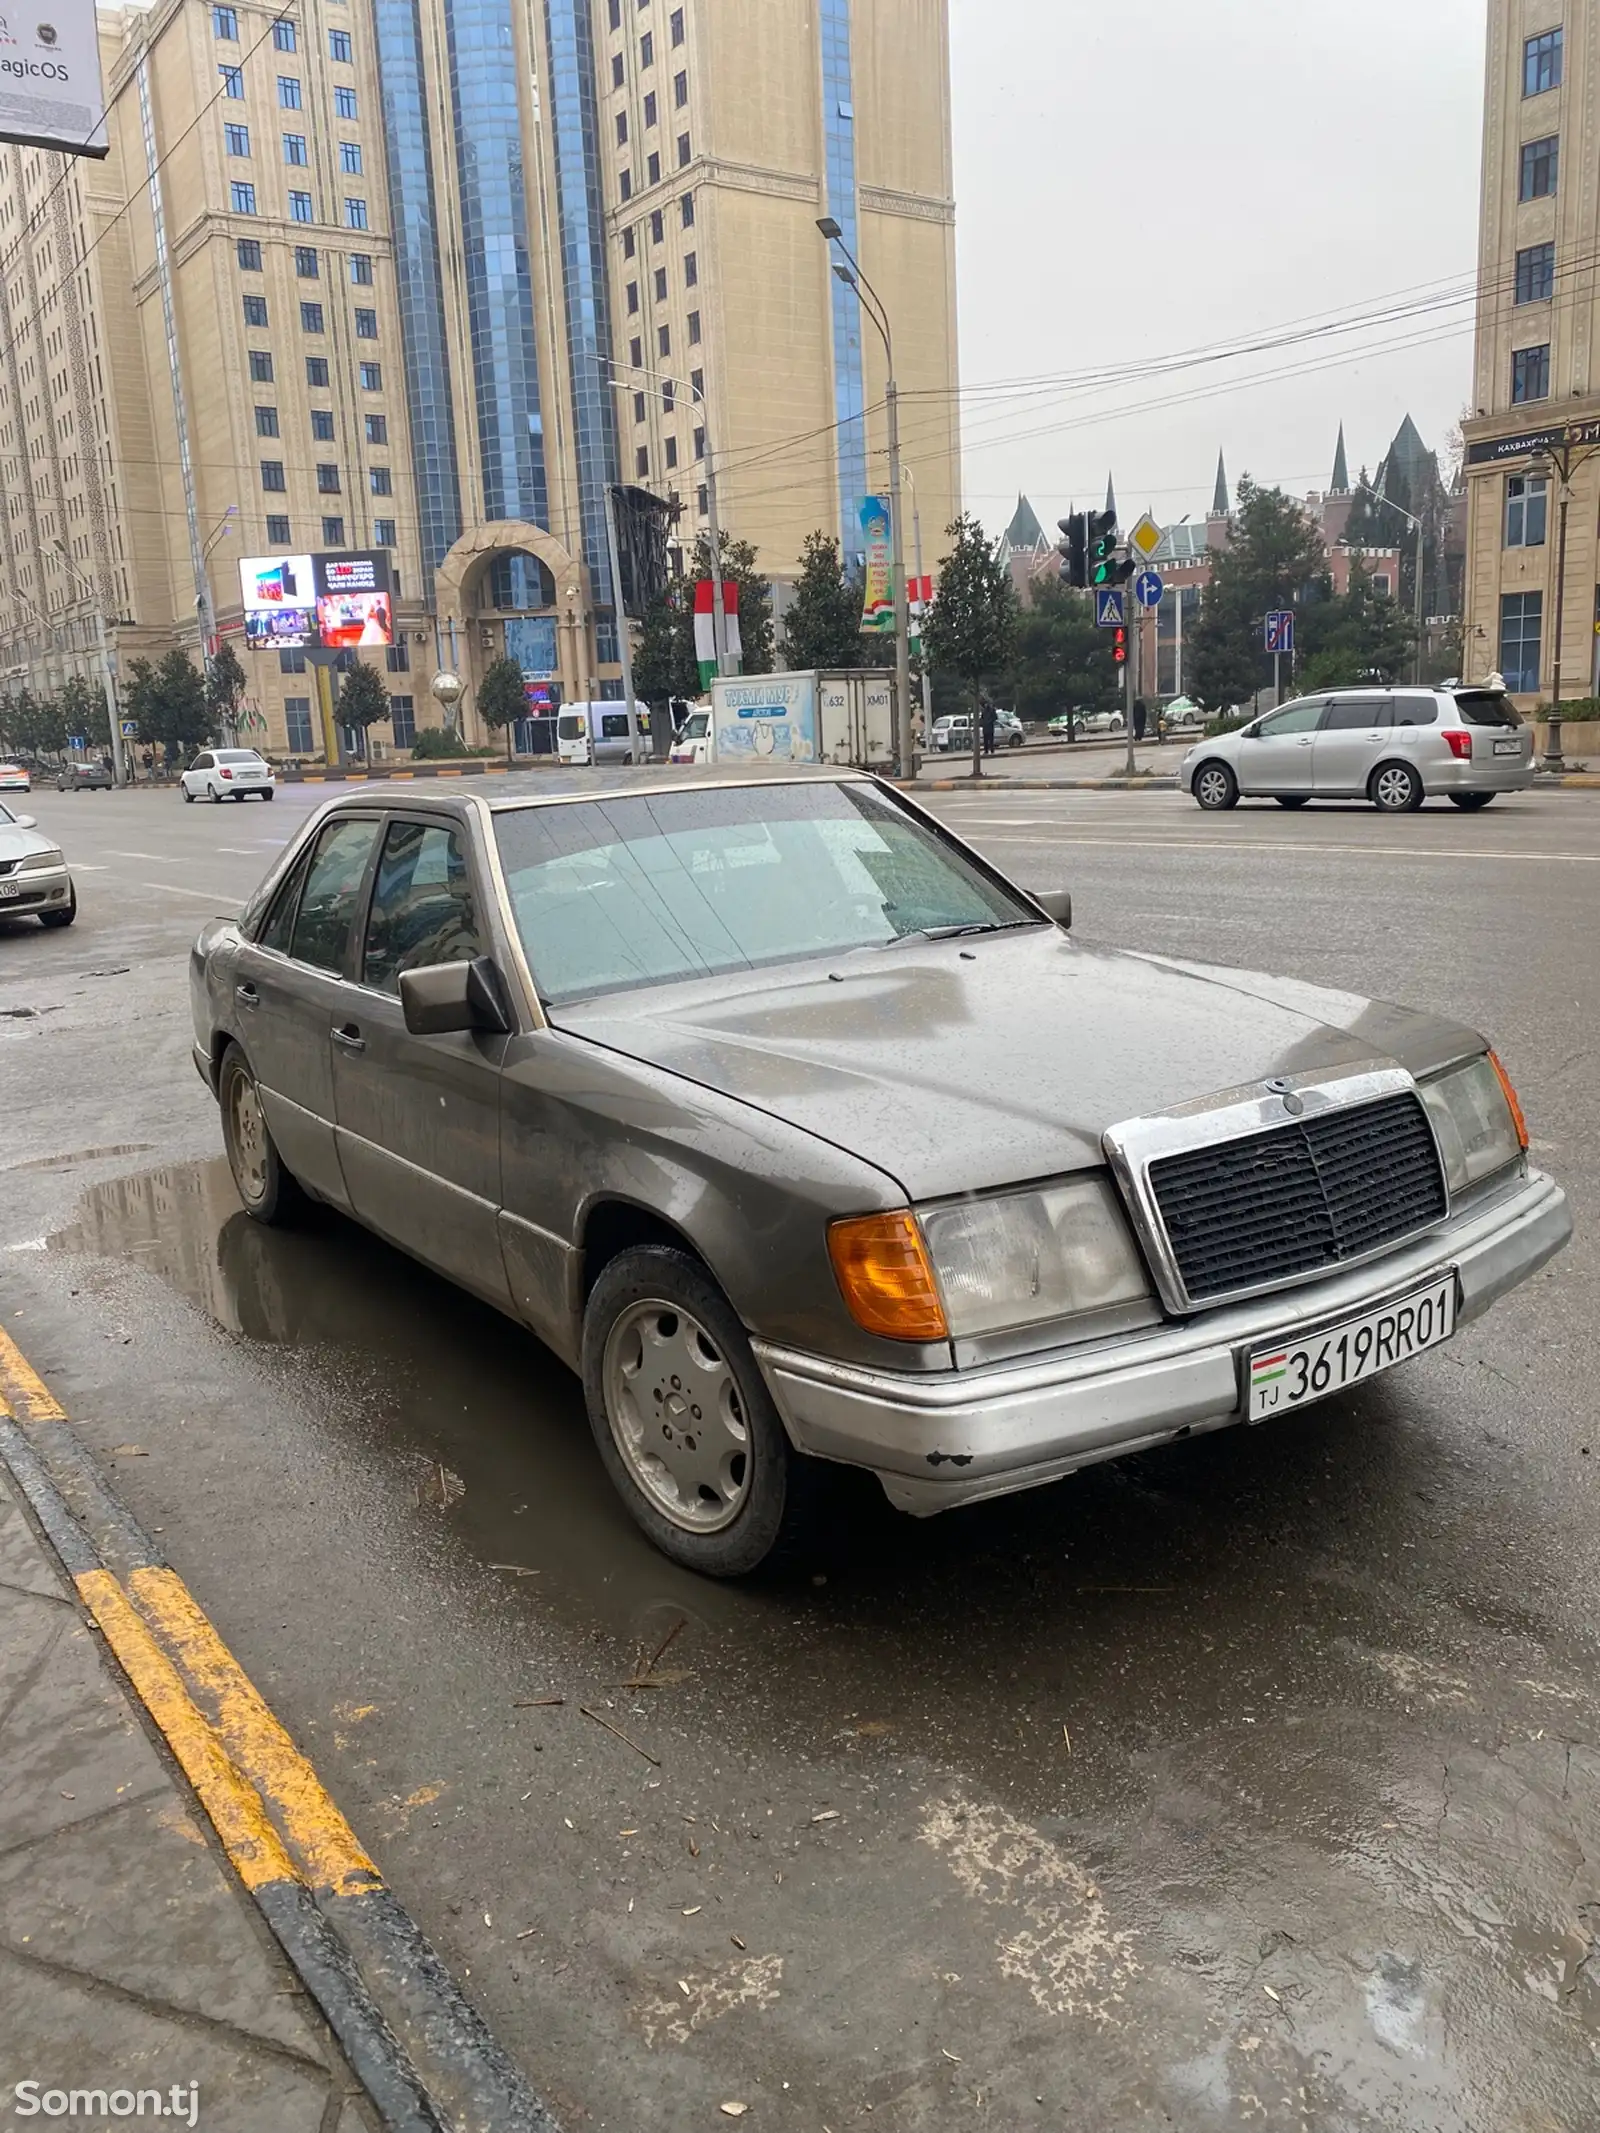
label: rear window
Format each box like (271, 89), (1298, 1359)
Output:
(558, 714), (585, 739)
(217, 750), (265, 763)
(1454, 690), (1521, 728)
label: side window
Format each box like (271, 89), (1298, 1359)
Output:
(1393, 695), (1438, 727)
(257, 847), (313, 953)
(1258, 699), (1323, 737)
(1323, 699), (1392, 731)
(192, 752), (213, 771)
(362, 820), (483, 995)
(289, 818), (381, 973)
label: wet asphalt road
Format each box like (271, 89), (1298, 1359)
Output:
(1, 779), (1596, 2131)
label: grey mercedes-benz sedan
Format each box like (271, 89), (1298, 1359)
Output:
(189, 767), (1570, 1575)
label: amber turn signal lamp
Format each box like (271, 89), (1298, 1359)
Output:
(827, 1211), (949, 1342)
(1488, 1050), (1529, 1151)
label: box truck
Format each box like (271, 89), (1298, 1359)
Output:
(707, 670), (895, 770)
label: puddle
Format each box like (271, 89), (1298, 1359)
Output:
(6, 1141), (157, 1174)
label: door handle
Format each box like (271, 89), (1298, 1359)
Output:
(1295, 737), (1314, 747)
(331, 1023), (366, 1053)
(235, 982), (258, 1008)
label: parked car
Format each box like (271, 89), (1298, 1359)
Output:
(0, 799), (75, 926)
(57, 760), (114, 791)
(1183, 687), (1535, 811)
(931, 710), (1024, 751)
(189, 766), (1569, 1577)
(669, 709), (712, 766)
(181, 749), (277, 802)
(1076, 709), (1126, 737)
(1159, 697), (1204, 732)
(0, 761), (30, 793)
(556, 701), (643, 766)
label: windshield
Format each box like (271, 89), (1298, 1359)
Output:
(683, 713), (709, 738)
(0, 800), (14, 824)
(493, 781), (1037, 1005)
(1453, 690), (1521, 728)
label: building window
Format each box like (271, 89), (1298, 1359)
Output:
(248, 348), (273, 380)
(677, 132), (690, 166)
(220, 63), (244, 97)
(294, 244), (318, 276)
(260, 460), (286, 491)
(322, 515), (345, 543)
(629, 335), (642, 367)
(311, 409), (335, 440)
(369, 466), (392, 495)
(213, 6), (238, 37)
(273, 19), (297, 51)
(611, 50), (624, 87)
(697, 483), (707, 516)
(329, 29), (352, 60)
(1520, 134), (1558, 200)
(615, 110), (628, 145)
(653, 266), (667, 301)
(268, 516), (292, 546)
(278, 75), (301, 108)
(335, 85), (358, 119)
(687, 309), (700, 343)
(619, 168), (632, 200)
(230, 181), (257, 214)
(283, 131), (307, 164)
(386, 641), (410, 672)
(684, 249), (697, 287)
(1499, 590), (1542, 692)
(662, 379), (674, 410)
(643, 90), (657, 127)
(650, 208), (663, 243)
(388, 694), (415, 747)
(254, 405), (279, 437)
(633, 391), (646, 421)
(340, 141), (362, 174)
(344, 198), (368, 230)
(365, 413), (387, 443)
(372, 517), (396, 545)
(670, 7), (683, 44)
(658, 323), (670, 356)
(306, 355), (329, 385)
(316, 464), (340, 495)
(640, 29), (653, 65)
(224, 123), (250, 156)
(360, 361), (382, 389)
(354, 308), (378, 339)
(1512, 343), (1550, 401)
(636, 446), (652, 476)
(681, 191), (694, 227)
(674, 70), (687, 107)
(1515, 241), (1555, 304)
(1524, 28), (1562, 96)
(664, 435), (678, 469)
(622, 225), (636, 258)
(690, 366), (703, 396)
(608, 0), (620, 24)
(236, 238), (262, 271)
(279, 646), (306, 673)
(693, 424), (704, 460)
(301, 300), (325, 332)
(1505, 473), (1548, 547)
(349, 255), (373, 285)
(626, 280), (639, 314)
(284, 697), (313, 751)
(646, 150), (661, 185)
(289, 191), (314, 222)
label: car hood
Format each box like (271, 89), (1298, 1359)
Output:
(0, 822), (57, 862)
(554, 930), (1485, 1202)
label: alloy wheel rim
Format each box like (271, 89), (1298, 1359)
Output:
(227, 1070), (269, 1207)
(1199, 768), (1229, 805)
(603, 1299), (751, 1534)
(1377, 768), (1413, 809)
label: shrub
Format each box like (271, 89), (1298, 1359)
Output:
(1203, 712), (1250, 738)
(1544, 696), (1600, 721)
(409, 725), (494, 759)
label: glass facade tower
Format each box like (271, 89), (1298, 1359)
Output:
(820, 0), (867, 563)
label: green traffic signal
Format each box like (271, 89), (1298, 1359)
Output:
(1088, 508), (1118, 586)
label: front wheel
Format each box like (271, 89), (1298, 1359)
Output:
(182, 785), (195, 802)
(38, 890), (76, 929)
(1193, 761), (1238, 810)
(1449, 792), (1494, 810)
(582, 1244), (812, 1576)
(219, 1044), (305, 1226)
(1371, 761), (1423, 812)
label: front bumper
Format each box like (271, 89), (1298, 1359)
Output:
(755, 1167), (1570, 1515)
(0, 864), (71, 914)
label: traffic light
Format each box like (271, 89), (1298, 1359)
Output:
(1111, 625), (1127, 665)
(1088, 509), (1135, 588)
(1057, 512), (1087, 589)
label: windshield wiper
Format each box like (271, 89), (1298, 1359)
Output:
(883, 918), (1041, 948)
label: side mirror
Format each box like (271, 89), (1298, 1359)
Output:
(399, 956), (514, 1036)
(1029, 888), (1072, 930)
(13, 814), (36, 830)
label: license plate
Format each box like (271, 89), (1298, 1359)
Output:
(1246, 1274), (1456, 1421)
(0, 881), (18, 899)
(1493, 737), (1521, 756)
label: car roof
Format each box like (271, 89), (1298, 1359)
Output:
(315, 762), (872, 818)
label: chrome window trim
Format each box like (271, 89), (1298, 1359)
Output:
(1103, 1062), (1450, 1316)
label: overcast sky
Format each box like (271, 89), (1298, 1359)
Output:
(947, 0), (1486, 538)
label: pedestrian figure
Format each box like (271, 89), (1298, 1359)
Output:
(1132, 697), (1148, 743)
(981, 701), (997, 756)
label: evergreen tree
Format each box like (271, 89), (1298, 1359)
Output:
(336, 659), (390, 754)
(127, 650), (212, 766)
(632, 581), (699, 706)
(476, 655), (528, 762)
(1188, 477), (1329, 712)
(780, 531), (863, 671)
(205, 641), (249, 742)
(922, 514), (1019, 777)
(1295, 560), (1416, 691)
(1005, 575), (1121, 724)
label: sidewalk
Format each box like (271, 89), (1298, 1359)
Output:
(0, 1457), (375, 2130)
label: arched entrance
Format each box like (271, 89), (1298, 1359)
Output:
(433, 522), (595, 744)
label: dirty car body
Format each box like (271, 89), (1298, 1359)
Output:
(188, 767), (1570, 1573)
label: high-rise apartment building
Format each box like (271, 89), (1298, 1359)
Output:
(1463, 6), (1600, 704)
(0, 0), (958, 757)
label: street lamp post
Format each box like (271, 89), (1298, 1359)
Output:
(607, 355), (729, 677)
(817, 217), (914, 780)
(1353, 480), (1426, 686)
(52, 541), (127, 788)
(1525, 441), (1600, 771)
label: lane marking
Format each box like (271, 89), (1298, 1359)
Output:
(0, 1321), (67, 1418)
(107, 849), (176, 862)
(967, 834), (1600, 864)
(138, 881), (243, 901)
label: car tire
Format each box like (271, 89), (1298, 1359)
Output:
(1449, 792), (1494, 810)
(1371, 761), (1424, 812)
(582, 1243), (817, 1577)
(263, 788), (276, 800)
(1193, 761), (1239, 810)
(182, 785), (194, 802)
(38, 890), (76, 930)
(1276, 796), (1310, 808)
(218, 1042), (306, 1227)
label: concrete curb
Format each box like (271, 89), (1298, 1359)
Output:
(0, 1332), (559, 2133)
(916, 775), (1182, 792)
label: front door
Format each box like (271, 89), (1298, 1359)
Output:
(1311, 696), (1394, 795)
(232, 814), (383, 1209)
(328, 813), (512, 1309)
(1237, 697), (1325, 794)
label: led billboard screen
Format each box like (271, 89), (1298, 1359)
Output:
(0, 0), (110, 158)
(240, 551), (394, 651)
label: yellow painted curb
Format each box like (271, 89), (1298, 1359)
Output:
(0, 1323), (66, 1420)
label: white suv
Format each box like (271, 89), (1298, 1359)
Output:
(181, 749), (276, 802)
(1182, 687), (1535, 812)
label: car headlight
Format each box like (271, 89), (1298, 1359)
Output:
(17, 848), (64, 871)
(1421, 1052), (1527, 1196)
(920, 1175), (1152, 1337)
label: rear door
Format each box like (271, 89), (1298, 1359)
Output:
(1311, 696), (1393, 794)
(1236, 698), (1324, 793)
(328, 811), (512, 1307)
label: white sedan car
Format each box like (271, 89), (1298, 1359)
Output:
(181, 748), (277, 802)
(0, 761), (30, 793)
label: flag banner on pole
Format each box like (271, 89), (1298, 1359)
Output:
(908, 572), (933, 654)
(693, 579), (741, 689)
(860, 496), (894, 634)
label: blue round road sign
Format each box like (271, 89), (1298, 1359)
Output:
(1133, 569), (1164, 609)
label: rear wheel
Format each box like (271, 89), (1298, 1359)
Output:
(1449, 792), (1494, 810)
(1276, 796), (1310, 809)
(219, 1043), (305, 1226)
(1193, 761), (1238, 810)
(1371, 761), (1423, 812)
